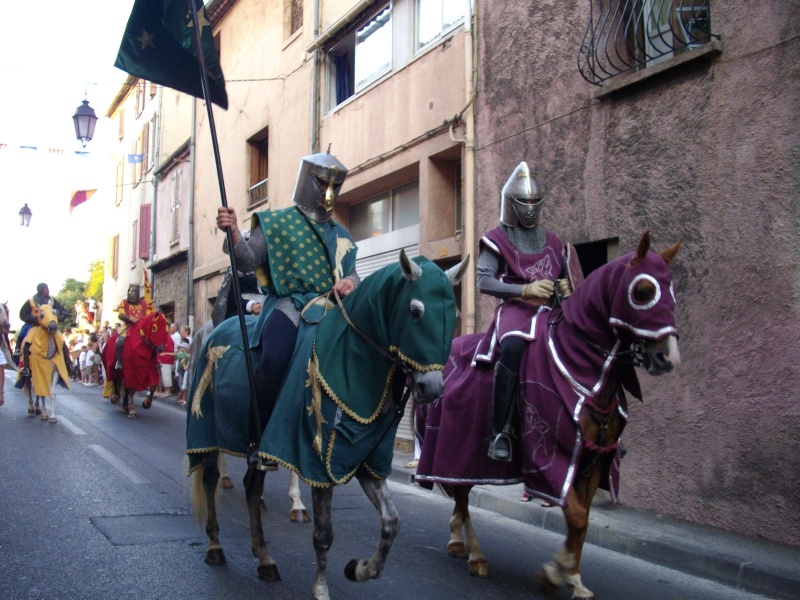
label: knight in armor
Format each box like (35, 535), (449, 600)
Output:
(113, 284), (149, 369)
(19, 283), (70, 326)
(210, 231), (267, 328)
(477, 162), (573, 461)
(215, 151), (360, 428)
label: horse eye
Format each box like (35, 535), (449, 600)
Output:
(632, 281), (655, 304)
(410, 299), (425, 322)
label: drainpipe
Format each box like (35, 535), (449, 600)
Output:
(310, 0), (321, 153)
(187, 99), (197, 333)
(149, 85), (162, 288)
(462, 0), (477, 334)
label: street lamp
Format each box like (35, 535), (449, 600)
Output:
(19, 203), (32, 227)
(72, 99), (98, 148)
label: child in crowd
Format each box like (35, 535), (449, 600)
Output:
(175, 341), (190, 406)
(78, 345), (88, 384)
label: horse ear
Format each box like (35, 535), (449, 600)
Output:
(660, 239), (682, 265)
(445, 254), (470, 287)
(399, 248), (422, 282)
(631, 231), (651, 267)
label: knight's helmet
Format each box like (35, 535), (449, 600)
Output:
(500, 161), (545, 229)
(292, 151), (348, 222)
(127, 284), (141, 304)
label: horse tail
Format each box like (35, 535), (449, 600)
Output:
(190, 464), (208, 525)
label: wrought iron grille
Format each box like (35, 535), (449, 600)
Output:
(577, 0), (719, 85)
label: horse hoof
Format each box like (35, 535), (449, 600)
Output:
(205, 548), (226, 566)
(221, 476), (234, 489)
(40, 414), (48, 421)
(35, 409), (42, 415)
(49, 417), (58, 424)
(289, 509), (310, 523)
(143, 399), (153, 409)
(344, 559), (359, 581)
(257, 564), (281, 582)
(447, 541), (468, 559)
(110, 395), (119, 404)
(468, 558), (489, 578)
(538, 569), (560, 594)
(28, 408), (34, 415)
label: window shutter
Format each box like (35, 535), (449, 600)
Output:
(139, 204), (151, 259)
(170, 169), (182, 245)
(131, 219), (139, 265)
(112, 235), (120, 279)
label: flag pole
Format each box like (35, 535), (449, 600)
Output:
(188, 0), (261, 453)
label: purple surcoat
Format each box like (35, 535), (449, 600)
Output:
(475, 227), (566, 364)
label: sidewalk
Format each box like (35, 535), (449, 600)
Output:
(388, 450), (800, 600)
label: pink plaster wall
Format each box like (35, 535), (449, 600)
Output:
(475, 0), (800, 547)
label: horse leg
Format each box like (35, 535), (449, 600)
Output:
(142, 385), (156, 409)
(539, 466), (602, 600)
(48, 369), (58, 423)
(311, 485), (334, 600)
(288, 471), (309, 522)
(126, 389), (137, 418)
(39, 396), (48, 420)
(447, 485), (468, 558)
(453, 485), (488, 577)
(342, 476), (400, 584)
(218, 454), (234, 490)
(194, 451), (226, 566)
(244, 462), (280, 581)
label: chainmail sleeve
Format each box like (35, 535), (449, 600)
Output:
(476, 248), (524, 300)
(228, 226), (267, 273)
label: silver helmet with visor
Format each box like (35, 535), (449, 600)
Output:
(292, 152), (348, 222)
(500, 161), (544, 229)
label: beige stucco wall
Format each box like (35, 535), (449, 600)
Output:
(476, 0), (800, 546)
(192, 0), (314, 302)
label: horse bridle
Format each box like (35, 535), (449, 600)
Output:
(549, 286), (646, 367)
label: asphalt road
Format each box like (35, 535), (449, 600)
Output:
(0, 374), (772, 600)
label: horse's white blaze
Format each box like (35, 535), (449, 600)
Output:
(666, 335), (681, 368)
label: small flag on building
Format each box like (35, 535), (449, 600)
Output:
(127, 153), (143, 164)
(69, 189), (97, 214)
(114, 0), (228, 109)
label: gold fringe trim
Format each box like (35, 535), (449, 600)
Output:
(305, 359), (327, 456)
(324, 429), (361, 485)
(313, 345), (393, 424)
(191, 343), (230, 417)
(184, 447), (248, 476)
(258, 452), (334, 489)
(391, 346), (445, 372)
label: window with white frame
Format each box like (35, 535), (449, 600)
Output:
(415, 0), (464, 52)
(349, 180), (419, 242)
(327, 3), (393, 109)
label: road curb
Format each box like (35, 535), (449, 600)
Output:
(388, 453), (800, 600)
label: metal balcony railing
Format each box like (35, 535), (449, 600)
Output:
(577, 0), (719, 85)
(248, 177), (268, 209)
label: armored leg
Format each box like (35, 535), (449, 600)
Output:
(487, 362), (518, 461)
(115, 335), (126, 370)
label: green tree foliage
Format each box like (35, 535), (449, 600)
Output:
(86, 260), (104, 299)
(57, 278), (86, 331)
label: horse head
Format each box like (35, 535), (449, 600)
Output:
(137, 311), (170, 353)
(563, 230), (681, 378)
(332, 249), (469, 406)
(35, 303), (60, 335)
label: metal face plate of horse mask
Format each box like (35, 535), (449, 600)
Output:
(292, 152), (348, 222)
(500, 161), (544, 228)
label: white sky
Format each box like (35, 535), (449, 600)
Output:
(0, 0), (135, 329)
